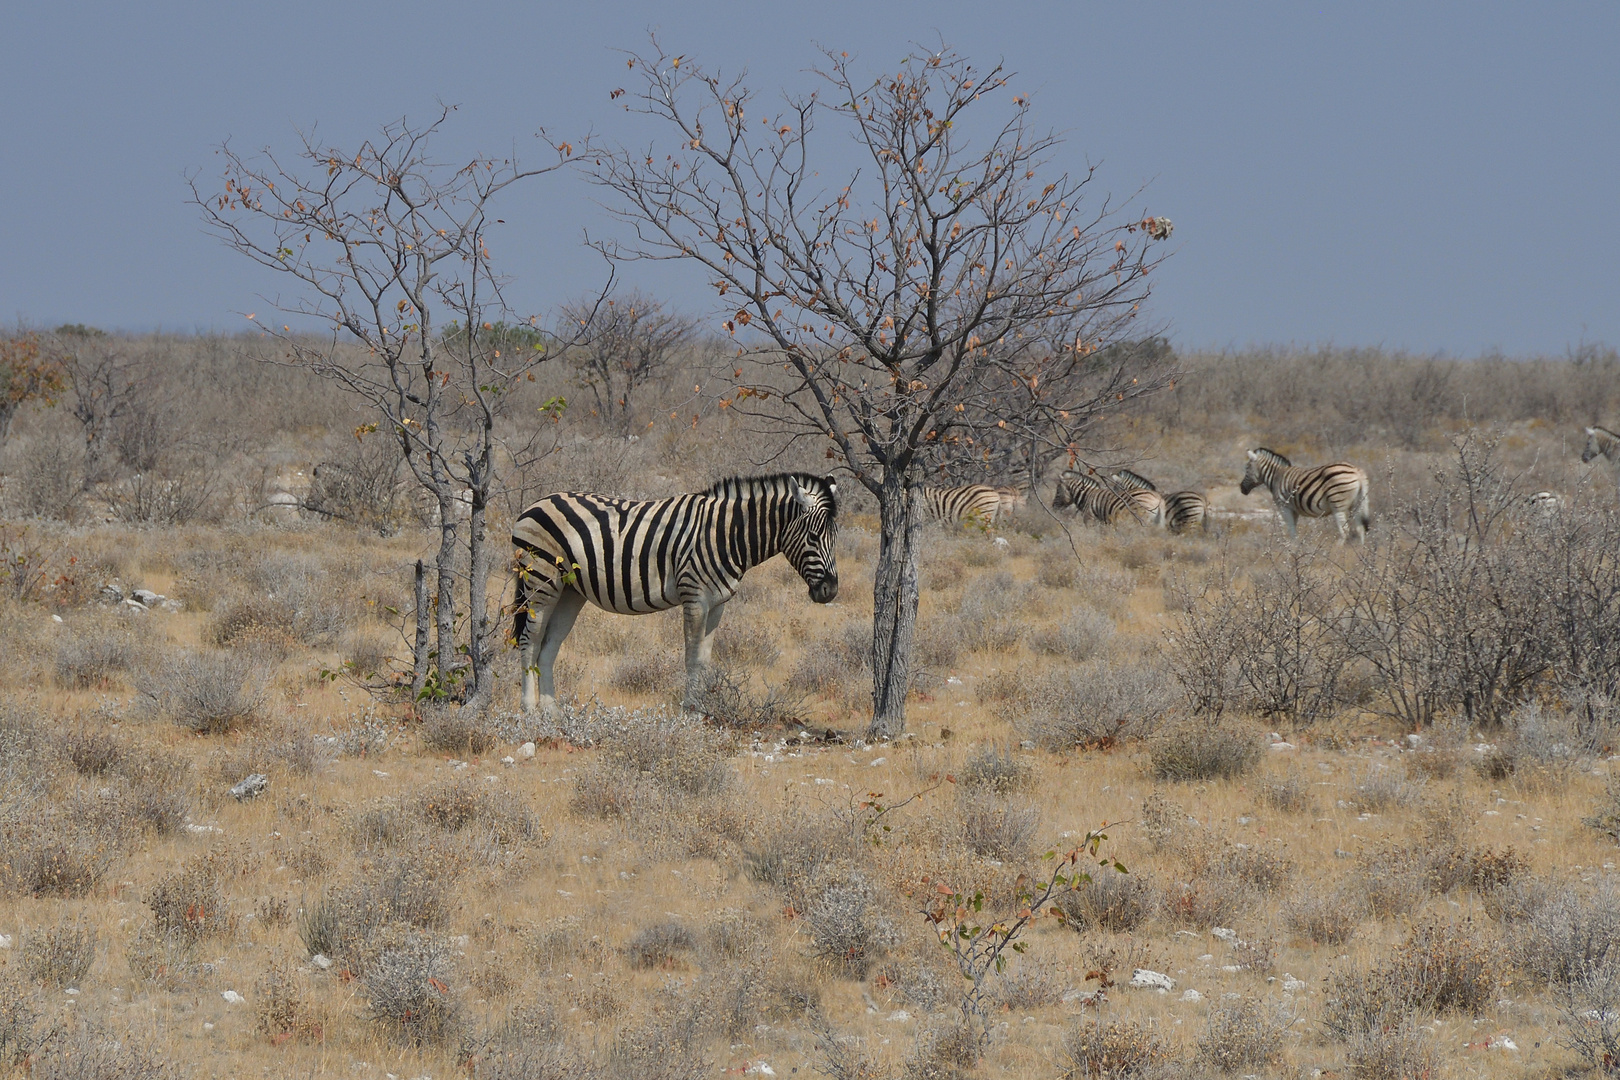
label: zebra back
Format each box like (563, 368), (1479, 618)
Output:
(1056, 472), (1165, 526)
(1583, 426), (1620, 465)
(920, 484), (1005, 525)
(1110, 468), (1158, 492)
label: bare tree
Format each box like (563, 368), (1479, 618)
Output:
(597, 43), (1175, 736)
(194, 108), (591, 707)
(0, 332), (66, 450)
(560, 290), (699, 433)
(53, 331), (152, 486)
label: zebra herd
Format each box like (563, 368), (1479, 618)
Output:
(508, 430), (1620, 712)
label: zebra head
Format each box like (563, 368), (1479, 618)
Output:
(1052, 472), (1081, 510)
(783, 474), (840, 604)
(1240, 448), (1288, 495)
(1582, 427), (1611, 464)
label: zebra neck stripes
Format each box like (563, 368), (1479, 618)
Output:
(1583, 426), (1620, 465)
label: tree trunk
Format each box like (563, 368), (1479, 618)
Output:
(868, 467), (922, 740)
(433, 487), (460, 696)
(411, 559), (431, 700)
(462, 483), (493, 709)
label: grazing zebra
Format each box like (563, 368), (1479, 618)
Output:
(1111, 468), (1207, 534)
(1163, 491), (1211, 534)
(1526, 490), (1562, 517)
(919, 484), (1023, 526)
(1582, 426), (1620, 467)
(510, 472), (839, 715)
(1239, 448), (1371, 542)
(1053, 471), (1166, 527)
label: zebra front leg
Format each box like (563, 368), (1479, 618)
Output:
(1279, 504), (1299, 538)
(530, 590), (587, 717)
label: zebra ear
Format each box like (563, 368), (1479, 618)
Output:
(1246, 449), (1258, 460)
(1587, 427), (1597, 435)
(789, 479), (814, 511)
(823, 474), (838, 499)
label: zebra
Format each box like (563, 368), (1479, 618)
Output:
(509, 472), (839, 715)
(1110, 468), (1207, 535)
(1239, 448), (1371, 542)
(1163, 491), (1211, 534)
(1582, 426), (1620, 467)
(1526, 490), (1562, 517)
(1053, 471), (1166, 527)
(919, 484), (1023, 526)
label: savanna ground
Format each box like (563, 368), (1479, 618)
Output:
(4, 333), (1620, 1079)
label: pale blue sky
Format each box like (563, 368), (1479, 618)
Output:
(2, 1), (1615, 355)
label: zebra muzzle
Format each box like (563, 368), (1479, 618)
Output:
(808, 574), (839, 604)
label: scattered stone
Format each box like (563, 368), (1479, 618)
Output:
(1489, 1036), (1518, 1051)
(311, 954), (333, 970)
(159, 598), (183, 613)
(1130, 969), (1175, 992)
(133, 589), (161, 606)
(1269, 741), (1296, 751)
(372, 771), (389, 778)
(746, 1063), (777, 1076)
(501, 756), (515, 766)
(1212, 927), (1239, 944)
(518, 741), (536, 759)
(868, 757), (887, 767)
(947, 676), (964, 686)
(100, 584), (125, 604)
(221, 990), (245, 1005)
(1282, 975), (1307, 993)
(1406, 733), (1423, 747)
(887, 1010), (911, 1022)
(51, 614), (63, 623)
(64, 988), (79, 996)
(184, 823), (223, 835)
(1020, 741), (1036, 751)
(122, 598), (148, 614)
(1061, 988), (1100, 1005)
(229, 774), (268, 801)
(1221, 965), (1242, 973)
(1180, 989), (1203, 1002)
(993, 537), (1010, 549)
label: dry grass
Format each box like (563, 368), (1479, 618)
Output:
(2, 337), (1619, 1076)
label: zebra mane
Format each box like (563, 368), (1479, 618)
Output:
(1590, 425), (1620, 440)
(1251, 448), (1292, 468)
(703, 472), (837, 508)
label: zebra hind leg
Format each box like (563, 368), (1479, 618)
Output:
(680, 598), (725, 712)
(522, 590), (587, 716)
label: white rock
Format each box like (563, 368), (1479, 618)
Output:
(887, 1010), (912, 1022)
(1282, 975), (1307, 992)
(1489, 1035), (1518, 1051)
(311, 954), (334, 970)
(869, 757), (887, 767)
(203, 1022), (214, 1031)
(1198, 954), (1214, 962)
(1269, 741), (1296, 751)
(221, 990), (245, 1004)
(229, 773), (268, 801)
(1180, 989), (1203, 1002)
(0, 934), (11, 949)
(122, 598), (148, 614)
(133, 589), (162, 606)
(1220, 965), (1243, 973)
(1211, 927), (1239, 943)
(1061, 988), (1098, 1004)
(519, 742), (536, 759)
(159, 598), (184, 613)
(1130, 969), (1175, 992)
(994, 537), (1010, 549)
(1406, 733), (1423, 747)
(64, 988), (79, 996)
(746, 1064), (777, 1076)
(372, 770), (389, 778)
(51, 614), (63, 623)
(184, 823), (222, 834)
(1269, 732), (1283, 742)
(501, 756), (515, 766)
(947, 676), (964, 686)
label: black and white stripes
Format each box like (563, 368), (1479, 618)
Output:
(1053, 471), (1166, 527)
(1582, 426), (1620, 467)
(1240, 448), (1371, 542)
(918, 484), (1024, 526)
(510, 473), (839, 714)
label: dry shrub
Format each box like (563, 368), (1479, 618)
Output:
(1350, 762), (1426, 811)
(959, 794), (1041, 861)
(1030, 607), (1116, 662)
(1260, 769), (1312, 813)
(299, 856), (457, 967)
(0, 969), (38, 1067)
(21, 922), (96, 989)
(1324, 920), (1497, 1039)
(413, 778), (541, 846)
(57, 725), (124, 775)
(1196, 998), (1287, 1071)
(712, 619), (780, 667)
(1353, 849), (1433, 919)
(1149, 719), (1263, 781)
(363, 928), (461, 1046)
(1036, 548), (1077, 590)
(609, 1018), (711, 1080)
(1021, 659), (1177, 750)
(420, 708), (500, 757)
(147, 852), (234, 944)
(806, 871), (900, 979)
(1167, 871), (1259, 929)
(815, 1027), (889, 1080)
(610, 649), (682, 694)
(1060, 1017), (1167, 1079)
(954, 571), (1031, 653)
(1468, 846), (1529, 892)
(1216, 844), (1293, 893)
(1054, 866), (1161, 932)
(464, 1002), (575, 1080)
(254, 960), (323, 1043)
(1, 807), (125, 899)
(1283, 887), (1365, 946)
(959, 743), (1033, 795)
(1345, 1024), (1441, 1080)
(686, 664), (802, 729)
(996, 956), (1065, 1011)
(1505, 880), (1620, 985)
(627, 921), (697, 969)
(138, 650), (265, 733)
(789, 622), (872, 693)
(905, 1019), (984, 1080)
(53, 622), (140, 689)
(30, 1021), (179, 1080)
(1556, 960), (1620, 1074)
(208, 596), (298, 650)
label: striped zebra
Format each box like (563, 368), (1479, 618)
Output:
(1053, 471), (1166, 527)
(919, 484), (1024, 526)
(1582, 426), (1620, 467)
(1111, 468), (1207, 535)
(510, 472), (839, 714)
(1240, 448), (1371, 542)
